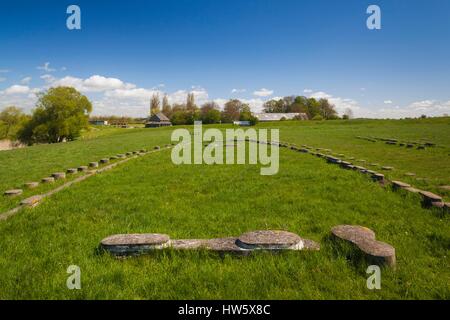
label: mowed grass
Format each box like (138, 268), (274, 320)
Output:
(0, 118), (449, 213)
(0, 143), (449, 299)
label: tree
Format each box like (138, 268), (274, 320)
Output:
(318, 98), (338, 119)
(18, 87), (92, 144)
(222, 99), (243, 122)
(305, 98), (321, 119)
(170, 110), (189, 125)
(239, 104), (252, 121)
(186, 92), (196, 111)
(162, 94), (172, 117)
(200, 102), (221, 124)
(343, 108), (354, 120)
(0, 106), (29, 140)
(150, 93), (161, 115)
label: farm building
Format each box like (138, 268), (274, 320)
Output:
(233, 120), (251, 126)
(145, 113), (172, 128)
(254, 113), (308, 121)
(89, 120), (109, 126)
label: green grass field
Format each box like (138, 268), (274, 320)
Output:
(0, 119), (449, 299)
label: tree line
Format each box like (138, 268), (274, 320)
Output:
(149, 93), (258, 125)
(0, 86), (357, 146)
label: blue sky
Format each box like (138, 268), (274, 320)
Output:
(1, 0), (449, 118)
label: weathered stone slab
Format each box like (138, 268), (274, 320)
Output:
(331, 225), (376, 243)
(171, 239), (207, 250)
(431, 202), (445, 209)
(140, 149), (147, 153)
(20, 195), (43, 208)
(369, 163), (379, 167)
(419, 190), (443, 207)
(78, 166), (88, 172)
(51, 172), (66, 180)
(392, 180), (411, 190)
(126, 152), (133, 156)
(66, 168), (78, 174)
(404, 172), (416, 177)
(110, 156), (119, 160)
(100, 158), (109, 164)
(89, 162), (99, 168)
(331, 225), (395, 268)
(302, 239), (321, 251)
(154, 146), (160, 150)
(371, 173), (385, 183)
(381, 166), (394, 171)
(438, 185), (450, 191)
(24, 182), (39, 189)
(101, 233), (170, 256)
(206, 237), (250, 255)
(117, 154), (126, 158)
(236, 230), (303, 250)
(41, 177), (55, 183)
(326, 156), (341, 164)
(4, 189), (23, 197)
(404, 186), (421, 194)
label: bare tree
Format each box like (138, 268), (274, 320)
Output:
(186, 92), (196, 111)
(150, 93), (161, 116)
(162, 94), (171, 116)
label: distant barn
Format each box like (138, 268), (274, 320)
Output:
(89, 120), (109, 126)
(145, 113), (172, 128)
(254, 113), (308, 121)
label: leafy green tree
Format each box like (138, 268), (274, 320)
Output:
(0, 106), (29, 140)
(18, 87), (92, 144)
(239, 104), (252, 121)
(312, 114), (324, 121)
(221, 99), (243, 123)
(170, 110), (185, 125)
(318, 98), (338, 119)
(201, 102), (221, 124)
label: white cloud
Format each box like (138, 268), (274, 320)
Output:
(308, 90), (362, 116)
(45, 75), (136, 92)
(20, 76), (32, 85)
(253, 88), (273, 97)
(303, 89), (313, 93)
(41, 74), (56, 83)
(37, 62), (56, 72)
(4, 85), (31, 95)
(0, 69), (9, 73)
(231, 88), (246, 94)
(384, 100), (393, 104)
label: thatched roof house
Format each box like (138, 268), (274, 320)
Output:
(145, 113), (172, 128)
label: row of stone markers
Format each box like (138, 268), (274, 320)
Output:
(250, 139), (449, 214)
(100, 226), (396, 268)
(356, 136), (435, 150)
(0, 145), (170, 221)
